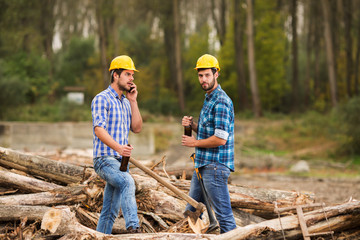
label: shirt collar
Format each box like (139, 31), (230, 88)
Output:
(205, 84), (221, 101)
(108, 85), (125, 100)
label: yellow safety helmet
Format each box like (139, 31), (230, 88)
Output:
(109, 55), (139, 72)
(194, 54), (220, 72)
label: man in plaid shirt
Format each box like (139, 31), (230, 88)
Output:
(182, 54), (236, 233)
(91, 55), (143, 234)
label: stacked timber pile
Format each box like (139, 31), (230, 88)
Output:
(0, 146), (359, 240)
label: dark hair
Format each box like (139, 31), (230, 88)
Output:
(111, 69), (124, 83)
(197, 68), (217, 75)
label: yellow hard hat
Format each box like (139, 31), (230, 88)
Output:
(109, 55), (139, 72)
(194, 54), (220, 72)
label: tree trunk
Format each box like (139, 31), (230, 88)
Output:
(133, 172), (315, 219)
(211, 0), (227, 46)
(313, 1), (321, 99)
(0, 147), (89, 184)
(0, 205), (50, 221)
(246, 0), (262, 117)
(321, 0), (338, 107)
(291, 0), (299, 111)
(234, 0), (248, 110)
(304, 0), (312, 107)
(40, 201), (360, 240)
(173, 0), (185, 112)
(354, 14), (360, 95)
(343, 0), (353, 98)
(217, 200), (360, 240)
(0, 169), (63, 193)
(0, 186), (87, 206)
(95, 0), (109, 89)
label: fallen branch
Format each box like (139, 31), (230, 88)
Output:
(0, 205), (51, 221)
(0, 169), (64, 193)
(0, 147), (91, 184)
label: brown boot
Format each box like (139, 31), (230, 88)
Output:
(127, 226), (142, 233)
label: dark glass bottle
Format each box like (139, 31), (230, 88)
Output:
(120, 144), (131, 172)
(184, 125), (192, 137)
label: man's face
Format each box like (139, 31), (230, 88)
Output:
(198, 69), (218, 92)
(116, 70), (134, 92)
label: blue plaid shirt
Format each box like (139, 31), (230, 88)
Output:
(91, 86), (132, 158)
(195, 85), (235, 171)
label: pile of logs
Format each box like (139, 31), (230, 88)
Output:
(0, 146), (359, 240)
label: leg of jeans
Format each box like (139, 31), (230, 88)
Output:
(185, 170), (204, 212)
(119, 174), (139, 229)
(200, 163), (237, 233)
(96, 183), (120, 234)
(93, 156), (139, 233)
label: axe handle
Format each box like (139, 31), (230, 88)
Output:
(130, 157), (205, 212)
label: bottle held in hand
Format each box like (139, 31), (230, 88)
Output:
(184, 125), (192, 137)
(120, 144), (131, 172)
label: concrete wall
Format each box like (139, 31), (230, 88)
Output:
(0, 121), (156, 156)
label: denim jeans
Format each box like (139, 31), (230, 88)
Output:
(185, 162), (237, 233)
(93, 156), (139, 234)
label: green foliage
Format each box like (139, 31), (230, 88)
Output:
(0, 52), (50, 105)
(55, 37), (96, 92)
(254, 0), (289, 111)
(2, 99), (91, 122)
(0, 59), (30, 118)
(338, 97), (360, 155)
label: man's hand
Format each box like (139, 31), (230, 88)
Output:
(119, 144), (133, 157)
(126, 83), (138, 102)
(182, 135), (197, 147)
(182, 116), (193, 127)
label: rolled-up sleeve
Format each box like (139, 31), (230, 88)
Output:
(214, 101), (232, 140)
(91, 95), (108, 130)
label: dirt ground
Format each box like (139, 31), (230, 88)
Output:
(230, 173), (360, 205)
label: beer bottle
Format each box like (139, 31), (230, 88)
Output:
(184, 125), (192, 137)
(120, 144), (131, 172)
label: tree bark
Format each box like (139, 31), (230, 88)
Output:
(0, 169), (63, 193)
(343, 0), (353, 98)
(246, 0), (262, 117)
(216, 200), (360, 240)
(41, 201), (360, 240)
(0, 186), (87, 206)
(133, 172), (315, 219)
(291, 0), (299, 111)
(173, 0), (185, 112)
(234, 0), (248, 110)
(354, 13), (360, 95)
(95, 0), (110, 89)
(211, 0), (227, 46)
(321, 0), (338, 107)
(0, 147), (89, 184)
(0, 205), (50, 221)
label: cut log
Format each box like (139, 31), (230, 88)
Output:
(0, 147), (90, 184)
(0, 169), (64, 193)
(216, 200), (360, 240)
(41, 206), (215, 240)
(0, 205), (50, 221)
(0, 186), (87, 206)
(132, 173), (315, 219)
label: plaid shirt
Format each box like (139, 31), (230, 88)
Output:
(195, 85), (235, 171)
(91, 86), (131, 158)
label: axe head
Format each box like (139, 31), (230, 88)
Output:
(183, 202), (205, 225)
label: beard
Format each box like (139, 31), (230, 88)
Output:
(117, 81), (130, 92)
(201, 76), (216, 91)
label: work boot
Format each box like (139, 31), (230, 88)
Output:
(127, 226), (142, 233)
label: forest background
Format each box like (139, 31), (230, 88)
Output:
(0, 0), (360, 166)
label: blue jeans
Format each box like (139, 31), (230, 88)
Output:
(185, 162), (236, 233)
(93, 156), (139, 234)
